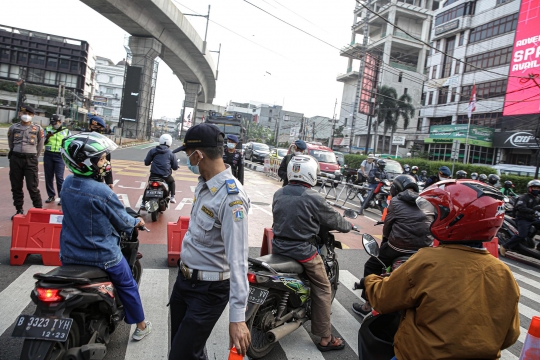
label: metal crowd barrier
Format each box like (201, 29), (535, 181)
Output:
(317, 175), (370, 211)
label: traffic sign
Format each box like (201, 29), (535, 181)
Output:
(451, 140), (460, 160)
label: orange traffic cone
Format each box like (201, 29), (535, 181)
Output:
(228, 346), (243, 360)
(520, 316), (540, 360)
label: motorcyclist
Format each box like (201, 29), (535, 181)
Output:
(501, 180), (518, 197)
(359, 154), (376, 183)
(471, 172), (478, 180)
(278, 139), (307, 187)
(59, 132), (152, 341)
(425, 166), (451, 187)
(478, 173), (488, 183)
(410, 166), (419, 181)
(455, 170), (467, 179)
(359, 159), (388, 215)
(88, 115), (114, 189)
(352, 175), (432, 316)
(141, 134), (179, 209)
(501, 179), (540, 255)
(359, 180), (520, 359)
(402, 164), (411, 175)
(488, 174), (500, 188)
(272, 155), (353, 351)
(418, 170), (428, 182)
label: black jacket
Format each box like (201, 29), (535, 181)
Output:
(383, 189), (433, 251)
(425, 174), (440, 187)
(223, 150), (244, 184)
(368, 167), (388, 184)
(278, 154), (293, 187)
(144, 145), (178, 177)
(515, 193), (540, 221)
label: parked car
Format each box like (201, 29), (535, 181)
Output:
(305, 143), (340, 176)
(245, 142), (270, 163)
(379, 158), (404, 179)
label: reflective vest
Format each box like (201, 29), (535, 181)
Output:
(44, 126), (70, 153)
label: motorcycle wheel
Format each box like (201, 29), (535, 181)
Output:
(20, 321), (80, 360)
(132, 259), (143, 285)
(246, 292), (281, 359)
(497, 228), (513, 249)
(151, 211), (159, 222)
(329, 260), (339, 302)
(346, 187), (358, 200)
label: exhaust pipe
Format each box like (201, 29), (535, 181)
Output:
(266, 318), (306, 343)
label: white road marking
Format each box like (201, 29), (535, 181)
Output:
(116, 194), (131, 208)
(251, 204), (272, 216)
(174, 198), (193, 211)
(135, 195), (144, 210)
(331, 300), (360, 354)
(118, 181), (146, 190)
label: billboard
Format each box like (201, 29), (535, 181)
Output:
(425, 124), (494, 147)
(359, 53), (381, 115)
(120, 66), (142, 122)
(503, 0), (540, 116)
(493, 131), (540, 148)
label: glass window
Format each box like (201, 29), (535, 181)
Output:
(459, 31), (465, 46)
(70, 62), (79, 71)
(442, 36), (456, 78)
(0, 63), (8, 78)
(28, 68), (44, 83)
(0, 49), (9, 60)
(106, 87), (113, 94)
(432, 65), (438, 79)
(9, 65), (20, 79)
(277, 149), (288, 157)
(435, 40), (440, 53)
(451, 87), (457, 102)
(17, 52), (27, 64)
(435, 2), (476, 26)
(416, 118), (423, 131)
(469, 13), (518, 43)
(464, 46), (513, 72)
(457, 112), (502, 127)
(454, 61), (460, 75)
(253, 143), (270, 151)
(309, 150), (337, 164)
(44, 71), (56, 85)
(59, 59), (69, 69)
(103, 108), (113, 116)
(438, 87), (449, 105)
(47, 57), (57, 69)
(109, 76), (114, 83)
(428, 92), (433, 105)
(29, 54), (45, 66)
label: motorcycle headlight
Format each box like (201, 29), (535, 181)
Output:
(145, 200), (159, 212)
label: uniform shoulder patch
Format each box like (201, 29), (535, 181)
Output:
(225, 179), (239, 194)
(232, 206), (245, 222)
(229, 200), (243, 207)
(201, 205), (214, 218)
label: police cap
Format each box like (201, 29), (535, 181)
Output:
(50, 114), (61, 124)
(20, 104), (35, 114)
(294, 139), (307, 150)
(176, 123), (224, 152)
(227, 134), (239, 143)
(90, 115), (106, 128)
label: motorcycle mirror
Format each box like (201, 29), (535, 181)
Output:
(362, 234), (380, 257)
(343, 209), (358, 219)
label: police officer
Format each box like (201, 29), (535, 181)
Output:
(8, 104), (44, 219)
(278, 139), (307, 187)
(169, 123), (251, 359)
(89, 115), (114, 189)
(425, 166), (452, 187)
(223, 134), (244, 184)
(44, 115), (70, 206)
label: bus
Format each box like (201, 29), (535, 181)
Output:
(204, 111), (244, 148)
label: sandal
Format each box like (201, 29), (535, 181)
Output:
(316, 335), (345, 352)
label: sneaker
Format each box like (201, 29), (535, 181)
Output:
(45, 196), (55, 203)
(352, 302), (371, 317)
(500, 246), (507, 257)
(170, 197), (176, 204)
(132, 321), (152, 341)
(11, 209), (24, 220)
(58, 199), (61, 206)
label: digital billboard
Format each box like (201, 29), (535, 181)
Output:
(503, 0), (540, 116)
(359, 52), (381, 115)
(120, 66), (142, 122)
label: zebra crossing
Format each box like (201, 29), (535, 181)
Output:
(0, 262), (538, 360)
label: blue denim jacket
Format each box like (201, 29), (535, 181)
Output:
(60, 175), (139, 269)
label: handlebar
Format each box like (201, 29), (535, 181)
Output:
(139, 226), (150, 232)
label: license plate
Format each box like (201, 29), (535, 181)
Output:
(12, 315), (73, 342)
(248, 287), (269, 305)
(145, 190), (163, 198)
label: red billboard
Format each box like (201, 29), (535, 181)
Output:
(359, 52), (381, 115)
(503, 0), (540, 116)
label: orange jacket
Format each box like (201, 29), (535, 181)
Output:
(364, 245), (520, 360)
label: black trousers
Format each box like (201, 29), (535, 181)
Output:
(150, 173), (175, 197)
(44, 151), (65, 198)
(362, 242), (407, 301)
(505, 219), (540, 249)
(9, 154), (42, 210)
(169, 269), (230, 360)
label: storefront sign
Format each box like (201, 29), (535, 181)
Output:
(425, 124), (494, 147)
(435, 20), (459, 35)
(493, 131), (540, 148)
(392, 135), (406, 145)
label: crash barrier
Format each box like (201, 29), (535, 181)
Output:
(520, 316), (540, 360)
(267, 156), (280, 180)
(432, 237), (499, 258)
(263, 156), (270, 173)
(318, 176), (371, 208)
(167, 216), (190, 267)
(381, 195), (392, 221)
(10, 208), (64, 266)
(260, 228), (274, 256)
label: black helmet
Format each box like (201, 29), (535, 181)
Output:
(390, 174), (419, 197)
(456, 170), (467, 179)
(488, 174), (500, 186)
(527, 179), (540, 194)
(377, 159), (386, 169)
(421, 170), (427, 175)
(404, 164), (410, 171)
(478, 174), (488, 183)
(471, 172), (478, 180)
(504, 180), (514, 189)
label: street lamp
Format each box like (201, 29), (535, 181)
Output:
(209, 43), (221, 80)
(183, 5), (211, 54)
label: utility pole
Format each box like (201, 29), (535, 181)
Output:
(14, 67), (27, 121)
(329, 98), (337, 149)
(349, 0), (371, 154)
(184, 5), (211, 54)
(274, 110), (282, 147)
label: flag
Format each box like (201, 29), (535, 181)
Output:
(467, 83), (476, 119)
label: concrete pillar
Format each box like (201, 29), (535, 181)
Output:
(126, 36), (162, 140)
(183, 82), (201, 125)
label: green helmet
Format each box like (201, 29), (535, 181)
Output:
(61, 132), (118, 177)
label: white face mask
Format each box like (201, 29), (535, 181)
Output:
(227, 143), (236, 150)
(21, 114), (33, 123)
(53, 123), (61, 130)
(294, 151), (302, 156)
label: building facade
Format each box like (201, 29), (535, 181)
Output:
(338, 0), (434, 154)
(420, 0), (537, 165)
(93, 56), (127, 128)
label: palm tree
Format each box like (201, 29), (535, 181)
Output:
(387, 92), (415, 153)
(373, 85), (398, 153)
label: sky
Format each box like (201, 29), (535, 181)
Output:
(0, 0), (356, 119)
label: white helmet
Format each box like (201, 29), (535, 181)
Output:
(159, 134), (172, 147)
(287, 155), (319, 186)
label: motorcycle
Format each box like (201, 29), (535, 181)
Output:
(243, 209), (359, 358)
(141, 176), (170, 222)
(497, 208), (540, 268)
(14, 208), (148, 360)
(357, 233), (412, 360)
(341, 165), (359, 184)
(364, 179), (391, 214)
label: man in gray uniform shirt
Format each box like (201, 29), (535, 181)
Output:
(8, 104), (44, 219)
(169, 123), (251, 359)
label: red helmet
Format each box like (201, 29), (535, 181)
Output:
(417, 180), (505, 242)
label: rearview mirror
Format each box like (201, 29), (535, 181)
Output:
(343, 209), (358, 219)
(362, 234), (380, 257)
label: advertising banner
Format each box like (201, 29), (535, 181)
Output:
(359, 53), (381, 115)
(503, 0), (540, 116)
(425, 124), (494, 147)
(493, 131), (540, 148)
(120, 66), (142, 122)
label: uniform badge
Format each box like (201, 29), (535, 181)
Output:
(210, 186), (218, 194)
(225, 179), (239, 194)
(229, 200), (243, 207)
(201, 205), (214, 218)
(193, 196), (196, 203)
(232, 206), (245, 222)
(293, 164), (301, 173)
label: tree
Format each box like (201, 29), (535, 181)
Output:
(387, 92), (415, 153)
(373, 85), (398, 153)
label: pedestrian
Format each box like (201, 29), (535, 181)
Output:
(8, 104), (44, 219)
(278, 139), (307, 187)
(168, 123), (251, 359)
(89, 115), (114, 189)
(223, 134), (244, 184)
(358, 154), (376, 183)
(44, 114), (70, 206)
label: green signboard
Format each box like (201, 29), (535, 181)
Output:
(425, 124), (494, 147)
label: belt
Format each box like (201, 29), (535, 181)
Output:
(179, 261), (230, 281)
(45, 150), (61, 154)
(274, 235), (318, 245)
(11, 152), (37, 158)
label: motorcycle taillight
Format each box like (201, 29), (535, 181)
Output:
(247, 272), (257, 284)
(36, 288), (63, 302)
(152, 182), (159, 187)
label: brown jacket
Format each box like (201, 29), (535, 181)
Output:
(364, 245), (520, 360)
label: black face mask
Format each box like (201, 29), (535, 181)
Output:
(532, 190), (540, 196)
